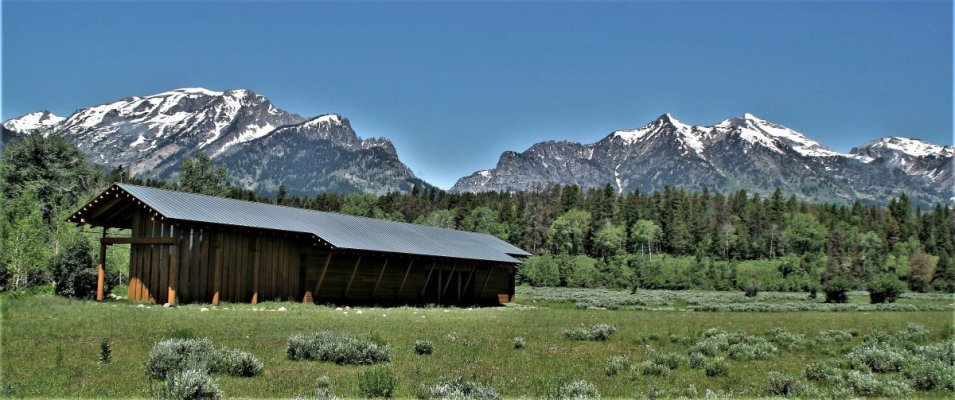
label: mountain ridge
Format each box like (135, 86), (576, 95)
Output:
(451, 113), (953, 207)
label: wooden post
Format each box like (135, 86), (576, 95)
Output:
(211, 232), (222, 306)
(313, 253), (333, 299)
(372, 258), (389, 298)
(397, 259), (413, 297)
(344, 255), (363, 298)
(251, 237), (260, 305)
(167, 233), (178, 305)
(96, 228), (107, 301)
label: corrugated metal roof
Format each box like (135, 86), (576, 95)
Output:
(112, 183), (531, 264)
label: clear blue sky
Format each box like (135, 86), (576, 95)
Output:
(3, 1), (952, 189)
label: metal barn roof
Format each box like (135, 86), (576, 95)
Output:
(77, 183), (531, 264)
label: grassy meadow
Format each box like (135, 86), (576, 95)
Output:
(1, 286), (953, 398)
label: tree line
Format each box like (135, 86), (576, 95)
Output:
(1, 131), (953, 301)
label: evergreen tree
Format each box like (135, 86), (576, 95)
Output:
(178, 152), (230, 196)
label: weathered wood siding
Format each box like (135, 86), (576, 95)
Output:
(126, 208), (515, 305)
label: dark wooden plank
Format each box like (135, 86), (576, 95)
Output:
(397, 259), (413, 297)
(344, 255), (363, 298)
(419, 261), (436, 299)
(252, 237), (260, 304)
(314, 253), (333, 297)
(441, 262), (457, 300)
(371, 258), (389, 298)
(211, 231), (222, 305)
(102, 237), (177, 245)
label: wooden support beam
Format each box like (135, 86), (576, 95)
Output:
(102, 237), (176, 245)
(211, 233), (222, 306)
(96, 229), (107, 301)
(463, 264), (476, 293)
(313, 253), (333, 298)
(480, 265), (496, 298)
(397, 259), (413, 297)
(371, 258), (389, 298)
(87, 196), (123, 220)
(419, 261), (436, 298)
(102, 202), (135, 222)
(441, 262), (457, 299)
(344, 255), (363, 298)
(168, 235), (179, 305)
(251, 237), (260, 305)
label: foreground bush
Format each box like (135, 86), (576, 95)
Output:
(146, 339), (216, 380)
(422, 376), (501, 400)
(765, 371), (806, 397)
(157, 369), (222, 400)
(548, 380), (599, 400)
(414, 340), (434, 355)
(209, 348), (262, 377)
(561, 324), (616, 341)
(287, 332), (390, 365)
(50, 240), (119, 299)
(357, 366), (397, 398)
(145, 339), (263, 380)
(605, 355), (628, 376)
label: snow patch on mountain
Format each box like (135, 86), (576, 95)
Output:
(2, 111), (64, 133)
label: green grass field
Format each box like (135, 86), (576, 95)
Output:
(1, 286), (953, 398)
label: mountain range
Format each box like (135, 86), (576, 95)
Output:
(3, 88), (952, 205)
(451, 113), (953, 206)
(2, 88), (422, 195)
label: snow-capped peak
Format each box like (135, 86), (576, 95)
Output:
(2, 110), (65, 133)
(857, 137), (951, 158)
(304, 113), (345, 126)
(155, 87), (223, 97)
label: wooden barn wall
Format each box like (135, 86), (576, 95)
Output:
(125, 209), (516, 305)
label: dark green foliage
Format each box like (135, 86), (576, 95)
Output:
(413, 340), (433, 355)
(704, 358), (728, 377)
(765, 371), (805, 397)
(561, 323), (616, 341)
(99, 337), (112, 364)
(868, 275), (905, 303)
(357, 366), (396, 398)
(49, 240), (118, 299)
(178, 152), (229, 197)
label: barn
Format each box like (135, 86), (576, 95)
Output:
(68, 183), (530, 306)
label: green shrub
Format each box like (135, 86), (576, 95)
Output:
(286, 332), (389, 365)
(605, 355), (628, 376)
(704, 358), (728, 377)
(99, 337), (112, 364)
(743, 282), (760, 298)
(650, 351), (686, 370)
(638, 360), (671, 377)
(766, 371), (805, 397)
(548, 380), (599, 400)
(688, 352), (707, 369)
(295, 375), (341, 400)
(357, 366), (397, 398)
(843, 370), (909, 397)
(817, 330), (852, 343)
(727, 340), (777, 361)
(561, 324), (616, 341)
(422, 376), (501, 400)
(208, 348), (262, 377)
(822, 278), (851, 303)
(901, 359), (955, 391)
(804, 361), (841, 384)
(845, 344), (906, 373)
(513, 337), (525, 349)
(49, 240), (119, 299)
(414, 340), (434, 355)
(146, 339), (216, 380)
(157, 369), (222, 400)
(895, 323), (929, 344)
(867, 275), (905, 303)
(765, 328), (809, 351)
